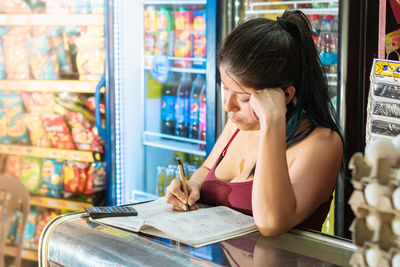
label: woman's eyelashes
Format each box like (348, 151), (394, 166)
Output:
(239, 98), (250, 104)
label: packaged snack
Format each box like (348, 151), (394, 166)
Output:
(42, 114), (76, 149)
(39, 158), (63, 197)
(63, 161), (89, 195)
(0, 91), (29, 143)
(34, 209), (60, 244)
(4, 155), (23, 179)
(192, 10), (206, 68)
(20, 156), (42, 193)
(22, 113), (52, 147)
(66, 112), (103, 152)
(0, 0), (32, 14)
(74, 26), (104, 80)
(56, 93), (94, 122)
(21, 92), (56, 115)
(28, 34), (58, 80)
(3, 30), (30, 79)
(71, 0), (91, 14)
(22, 208), (38, 250)
(85, 161), (106, 194)
(174, 8), (192, 67)
(85, 96), (105, 113)
(43, 0), (69, 14)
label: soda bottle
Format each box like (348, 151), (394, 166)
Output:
(174, 7), (192, 68)
(156, 166), (166, 196)
(161, 72), (178, 135)
(165, 166), (175, 188)
(189, 74), (205, 139)
(154, 7), (174, 56)
(318, 15), (337, 74)
(198, 85), (206, 143)
(309, 14), (321, 36)
(175, 73), (192, 137)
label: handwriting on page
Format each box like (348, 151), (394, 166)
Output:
(148, 206), (255, 243)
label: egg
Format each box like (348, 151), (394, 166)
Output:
(392, 217), (400, 235)
(393, 187), (400, 211)
(365, 247), (383, 267)
(364, 183), (381, 207)
(366, 214), (380, 231)
(392, 253), (400, 267)
(365, 138), (399, 166)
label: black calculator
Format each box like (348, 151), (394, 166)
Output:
(85, 205), (138, 219)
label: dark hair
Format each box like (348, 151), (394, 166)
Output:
(218, 10), (342, 146)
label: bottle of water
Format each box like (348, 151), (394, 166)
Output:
(318, 15), (337, 75)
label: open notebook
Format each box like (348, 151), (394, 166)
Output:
(92, 197), (257, 248)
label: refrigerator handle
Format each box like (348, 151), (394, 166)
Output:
(95, 75), (106, 140)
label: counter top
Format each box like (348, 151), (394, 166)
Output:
(38, 212), (356, 266)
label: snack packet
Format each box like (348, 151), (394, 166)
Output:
(42, 114), (76, 149)
(63, 161), (89, 195)
(21, 92), (56, 115)
(20, 156), (42, 193)
(22, 208), (38, 250)
(0, 0), (32, 14)
(22, 113), (51, 147)
(34, 209), (60, 244)
(28, 34), (58, 80)
(4, 155), (23, 179)
(66, 112), (103, 152)
(38, 158), (64, 197)
(3, 29), (30, 79)
(85, 161), (106, 194)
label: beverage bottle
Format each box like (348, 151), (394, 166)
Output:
(174, 7), (192, 68)
(309, 14), (321, 47)
(156, 166), (166, 196)
(143, 6), (156, 66)
(175, 73), (192, 137)
(198, 85), (206, 143)
(317, 15), (337, 74)
(165, 166), (175, 188)
(154, 7), (174, 56)
(161, 72), (178, 135)
(189, 74), (205, 139)
(192, 9), (206, 69)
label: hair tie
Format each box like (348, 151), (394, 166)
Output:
(277, 16), (300, 41)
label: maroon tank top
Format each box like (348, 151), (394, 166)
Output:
(200, 128), (333, 232)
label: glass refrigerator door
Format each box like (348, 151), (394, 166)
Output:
(134, 0), (216, 202)
(235, 0), (339, 235)
(0, 1), (106, 262)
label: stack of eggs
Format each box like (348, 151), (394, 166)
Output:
(349, 137), (400, 267)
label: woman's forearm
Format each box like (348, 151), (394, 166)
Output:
(189, 166), (210, 190)
(252, 120), (297, 236)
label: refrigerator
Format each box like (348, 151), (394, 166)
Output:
(109, 0), (219, 206)
(0, 0), (106, 263)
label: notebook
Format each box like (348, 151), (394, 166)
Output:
(91, 197), (258, 248)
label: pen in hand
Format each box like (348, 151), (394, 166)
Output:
(177, 158), (190, 212)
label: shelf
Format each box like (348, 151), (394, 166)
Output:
(0, 144), (102, 162)
(5, 246), (38, 262)
(0, 80), (104, 93)
(246, 8), (338, 16)
(0, 14), (104, 26)
(30, 195), (92, 211)
(144, 65), (206, 75)
(143, 131), (206, 156)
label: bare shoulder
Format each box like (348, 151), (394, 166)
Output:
(297, 127), (343, 159)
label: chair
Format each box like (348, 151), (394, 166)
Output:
(0, 175), (30, 267)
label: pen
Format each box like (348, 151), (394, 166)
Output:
(177, 158), (190, 212)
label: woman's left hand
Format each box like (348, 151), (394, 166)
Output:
(249, 88), (287, 129)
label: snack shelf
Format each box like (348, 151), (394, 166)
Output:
(5, 246), (38, 261)
(0, 80), (105, 93)
(0, 144), (102, 162)
(0, 14), (104, 26)
(30, 195), (92, 211)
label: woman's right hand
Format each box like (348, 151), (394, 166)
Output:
(165, 179), (201, 211)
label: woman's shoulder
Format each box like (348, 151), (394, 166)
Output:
(300, 126), (343, 155)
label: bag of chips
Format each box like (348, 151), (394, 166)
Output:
(42, 114), (76, 149)
(39, 158), (63, 197)
(20, 156), (42, 193)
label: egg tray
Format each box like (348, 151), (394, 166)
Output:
(349, 152), (400, 189)
(349, 244), (400, 267)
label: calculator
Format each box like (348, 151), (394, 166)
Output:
(85, 205), (138, 219)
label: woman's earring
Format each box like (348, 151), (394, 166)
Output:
(292, 96), (298, 106)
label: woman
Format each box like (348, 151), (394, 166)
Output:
(166, 10), (343, 236)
